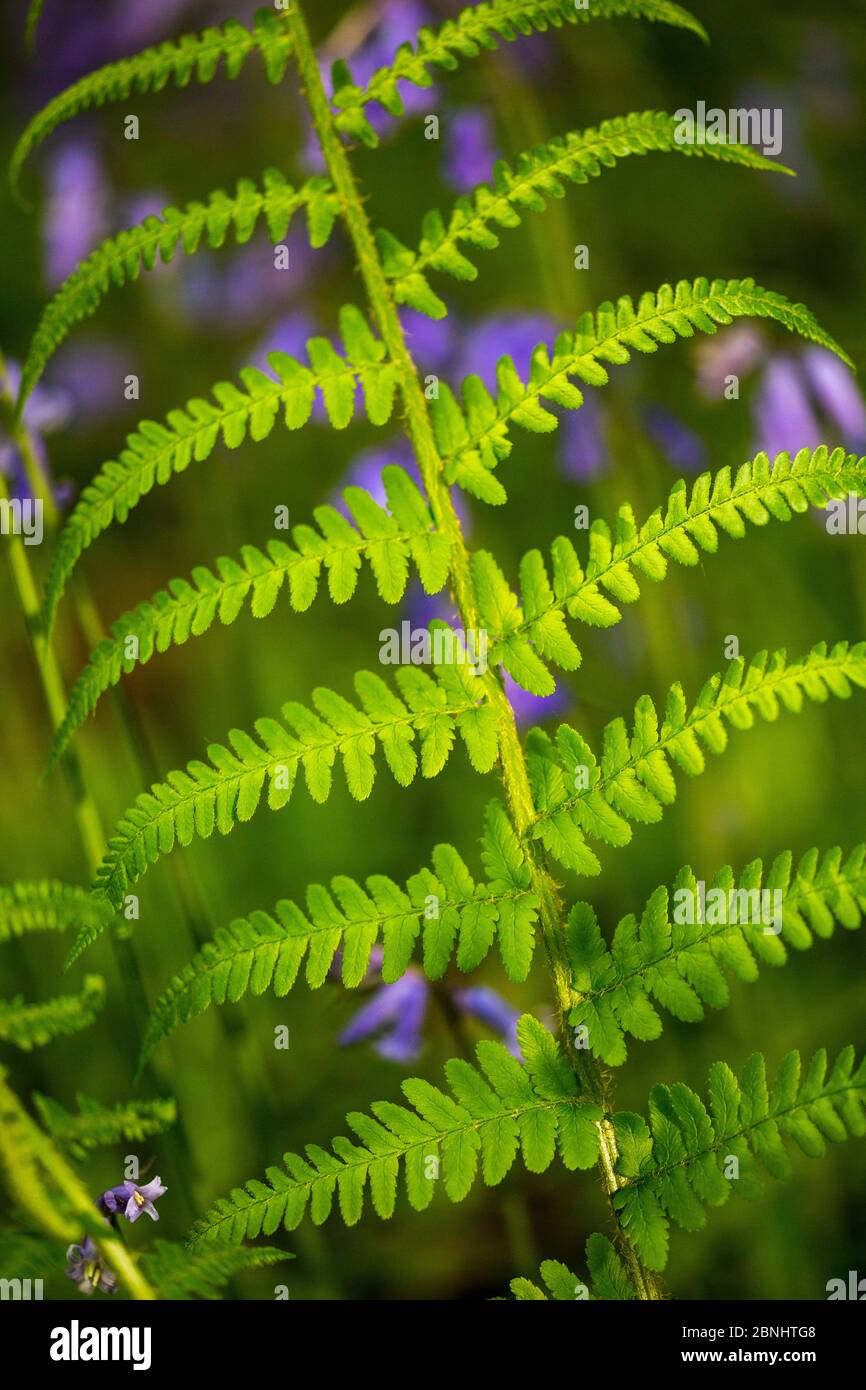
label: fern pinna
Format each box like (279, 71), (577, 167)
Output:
(1, 0), (864, 1307)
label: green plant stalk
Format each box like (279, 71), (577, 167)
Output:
(288, 1), (660, 1300)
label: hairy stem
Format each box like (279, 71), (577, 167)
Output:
(288, 1), (661, 1299)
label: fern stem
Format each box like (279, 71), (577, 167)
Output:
(288, 2), (661, 1299)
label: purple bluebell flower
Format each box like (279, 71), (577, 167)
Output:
(65, 1236), (117, 1295)
(694, 324), (765, 400)
(42, 141), (110, 287)
(642, 405), (708, 475)
(504, 671), (572, 728)
(443, 108), (500, 193)
(802, 347), (866, 451)
(452, 986), (521, 1057)
(455, 313), (558, 392)
(755, 356), (821, 458)
(339, 969), (429, 1063)
(557, 392), (607, 482)
(101, 1176), (167, 1223)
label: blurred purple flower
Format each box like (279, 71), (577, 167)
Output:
(452, 986), (520, 1055)
(339, 969), (429, 1063)
(444, 108), (500, 192)
(401, 308), (455, 372)
(755, 356), (821, 458)
(455, 313), (558, 392)
(42, 140), (110, 287)
(802, 348), (866, 451)
(643, 404), (708, 475)
(557, 392), (607, 482)
(503, 671), (571, 728)
(339, 962), (522, 1063)
(694, 325), (765, 400)
(66, 1236), (117, 1296)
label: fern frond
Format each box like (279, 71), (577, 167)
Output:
(613, 1046), (866, 1271)
(138, 800), (537, 1069)
(11, 9), (294, 196)
(509, 1233), (635, 1299)
(0, 977), (105, 1051)
(187, 1015), (601, 1245)
(569, 845), (866, 1066)
(16, 170), (338, 409)
(430, 278), (852, 504)
(32, 1092), (176, 1160)
(0, 880), (113, 942)
(49, 467), (450, 767)
(331, 0), (707, 147)
(0, 1230), (67, 1282)
(42, 305), (400, 634)
(83, 652), (500, 923)
(477, 449), (866, 686)
(381, 113), (790, 316)
(529, 641), (866, 875)
(140, 1239), (291, 1299)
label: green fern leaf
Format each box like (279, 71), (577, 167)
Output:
(11, 9), (294, 195)
(529, 641), (866, 874)
(80, 654), (499, 926)
(0, 976), (105, 1050)
(32, 1093), (176, 1161)
(509, 1233), (635, 1299)
(614, 1047), (866, 1271)
(16, 169), (338, 409)
(0, 880), (113, 943)
(430, 279), (852, 503)
(140, 1239), (291, 1299)
(49, 468), (450, 766)
(137, 800), (538, 1069)
(383, 112), (790, 314)
(483, 450), (866, 675)
(569, 844), (866, 1066)
(331, 0), (707, 147)
(42, 305), (399, 634)
(187, 1015), (601, 1245)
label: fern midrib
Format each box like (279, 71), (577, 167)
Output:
(577, 865), (866, 1006)
(402, 113), (685, 284)
(288, 0), (662, 1299)
(156, 883), (534, 985)
(505, 463), (861, 646)
(73, 523), (430, 658)
(442, 284), (823, 471)
(36, 180), (307, 313)
(95, 697), (484, 897)
(620, 1074), (866, 1193)
(532, 649), (861, 832)
(52, 358), (391, 540)
(196, 1094), (580, 1239)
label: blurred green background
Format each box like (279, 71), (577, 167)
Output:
(1, 0), (864, 1299)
